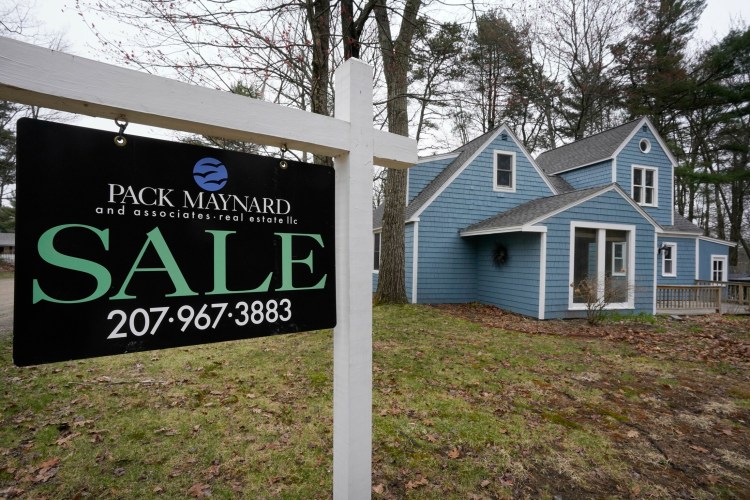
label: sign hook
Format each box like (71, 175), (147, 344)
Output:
(279, 144), (288, 169)
(114, 116), (129, 147)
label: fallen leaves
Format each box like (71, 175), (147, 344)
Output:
(432, 304), (750, 367)
(187, 482), (212, 497)
(33, 457), (60, 483)
(405, 476), (429, 490)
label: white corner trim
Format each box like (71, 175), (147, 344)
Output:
(411, 221), (419, 304)
(611, 157), (617, 183)
(695, 238), (700, 280)
(652, 235), (657, 314)
(538, 232), (547, 319)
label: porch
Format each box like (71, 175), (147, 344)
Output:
(656, 281), (750, 315)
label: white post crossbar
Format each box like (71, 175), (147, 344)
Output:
(0, 36), (417, 499)
(0, 37), (415, 170)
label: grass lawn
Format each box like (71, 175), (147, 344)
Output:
(1, 304), (749, 498)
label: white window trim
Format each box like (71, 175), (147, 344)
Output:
(711, 254), (728, 282)
(661, 242), (677, 277)
(639, 138), (651, 153)
(611, 241), (627, 277)
(493, 150), (516, 193)
(631, 164), (658, 208)
(568, 221), (636, 311)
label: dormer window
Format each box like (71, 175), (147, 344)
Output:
(632, 165), (657, 207)
(493, 150), (516, 192)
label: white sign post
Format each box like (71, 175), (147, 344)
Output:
(0, 37), (416, 499)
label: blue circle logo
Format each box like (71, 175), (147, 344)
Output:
(193, 157), (228, 191)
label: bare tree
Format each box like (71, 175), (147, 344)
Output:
(373, 0), (422, 304)
(537, 0), (631, 140)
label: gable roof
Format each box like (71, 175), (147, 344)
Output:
(535, 120), (642, 175)
(404, 127), (504, 221)
(461, 183), (662, 236)
(404, 125), (558, 221)
(374, 127), (503, 229)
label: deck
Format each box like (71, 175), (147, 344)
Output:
(656, 281), (750, 316)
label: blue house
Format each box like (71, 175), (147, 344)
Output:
(373, 117), (734, 319)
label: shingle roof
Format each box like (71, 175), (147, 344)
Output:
(0, 233), (14, 246)
(461, 185), (609, 235)
(664, 211), (702, 233)
(535, 119), (643, 175)
(547, 175), (575, 193)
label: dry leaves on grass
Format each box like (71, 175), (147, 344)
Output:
(433, 304), (750, 366)
(187, 482), (212, 497)
(405, 476), (429, 490)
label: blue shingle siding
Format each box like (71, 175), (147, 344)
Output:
(698, 240), (731, 281)
(542, 190), (656, 319)
(408, 157), (455, 203)
(414, 133), (555, 303)
(656, 237), (696, 285)
(475, 233), (541, 317)
(615, 127), (673, 227)
(558, 160), (612, 189)
(372, 270), (378, 293)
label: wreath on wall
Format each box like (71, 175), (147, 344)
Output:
(492, 242), (508, 266)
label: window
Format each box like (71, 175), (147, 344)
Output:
(661, 243), (676, 277)
(711, 255), (727, 282)
(632, 166), (657, 207)
(493, 151), (516, 192)
(373, 232), (381, 271)
(570, 223), (634, 309)
(639, 138), (651, 153)
(611, 242), (627, 276)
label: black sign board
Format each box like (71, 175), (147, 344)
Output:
(14, 119), (336, 366)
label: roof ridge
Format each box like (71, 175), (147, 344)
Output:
(537, 118), (642, 158)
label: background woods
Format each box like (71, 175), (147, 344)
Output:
(2, 0), (750, 296)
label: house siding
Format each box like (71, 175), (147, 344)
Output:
(475, 233), (541, 317)
(543, 190), (656, 319)
(558, 160), (612, 189)
(615, 126), (673, 227)
(408, 157), (455, 203)
(698, 239), (731, 281)
(415, 132), (555, 303)
(371, 223), (415, 298)
(656, 236), (696, 286)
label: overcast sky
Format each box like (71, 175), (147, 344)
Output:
(27, 0), (750, 58)
(13, 0), (750, 139)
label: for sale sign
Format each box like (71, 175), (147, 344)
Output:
(13, 119), (336, 366)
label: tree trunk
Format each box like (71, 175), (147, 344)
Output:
(306, 0), (333, 166)
(373, 0), (422, 304)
